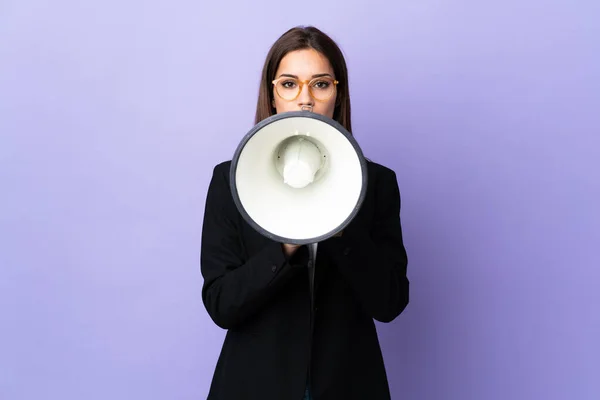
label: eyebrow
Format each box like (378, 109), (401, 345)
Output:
(277, 73), (333, 79)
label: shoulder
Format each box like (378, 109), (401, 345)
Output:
(212, 160), (233, 177)
(205, 160), (234, 199)
(366, 159), (398, 185)
(364, 160), (402, 209)
(207, 160), (234, 189)
(204, 160), (239, 216)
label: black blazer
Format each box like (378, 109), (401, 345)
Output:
(200, 159), (409, 400)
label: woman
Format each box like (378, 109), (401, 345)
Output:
(201, 26), (409, 400)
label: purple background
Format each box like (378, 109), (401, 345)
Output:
(1, 1), (599, 399)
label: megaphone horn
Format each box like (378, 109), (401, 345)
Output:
(230, 110), (368, 246)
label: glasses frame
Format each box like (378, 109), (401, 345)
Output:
(272, 76), (339, 102)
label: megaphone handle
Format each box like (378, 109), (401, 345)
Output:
(305, 242), (318, 391)
(307, 242), (318, 317)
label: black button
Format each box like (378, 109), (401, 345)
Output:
(343, 247), (351, 256)
(271, 265), (277, 272)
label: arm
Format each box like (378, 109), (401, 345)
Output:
(320, 167), (409, 323)
(200, 163), (308, 330)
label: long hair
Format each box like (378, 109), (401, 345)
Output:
(254, 26), (352, 134)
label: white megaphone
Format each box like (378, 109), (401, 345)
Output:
(230, 111), (368, 310)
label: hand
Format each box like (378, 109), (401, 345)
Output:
(282, 243), (301, 257)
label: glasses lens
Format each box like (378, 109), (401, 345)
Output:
(275, 79), (301, 101)
(309, 78), (336, 101)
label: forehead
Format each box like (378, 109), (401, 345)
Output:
(276, 49), (334, 77)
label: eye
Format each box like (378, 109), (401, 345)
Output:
(312, 80), (331, 89)
(281, 80), (297, 88)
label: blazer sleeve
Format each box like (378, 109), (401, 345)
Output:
(200, 163), (308, 330)
(319, 167), (409, 323)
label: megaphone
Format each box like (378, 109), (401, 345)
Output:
(230, 110), (368, 311)
(230, 110), (368, 245)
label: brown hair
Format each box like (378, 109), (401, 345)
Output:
(254, 26), (352, 134)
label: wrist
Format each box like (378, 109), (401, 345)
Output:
(282, 243), (300, 258)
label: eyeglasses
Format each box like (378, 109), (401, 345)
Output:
(272, 76), (339, 102)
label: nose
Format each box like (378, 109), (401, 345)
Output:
(297, 83), (314, 110)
